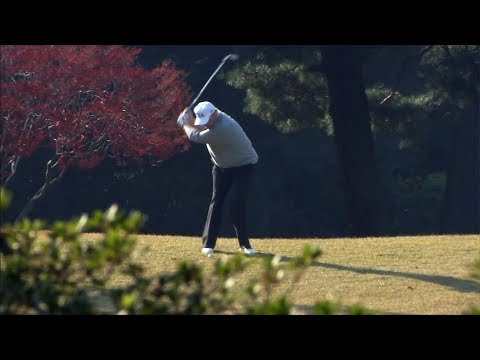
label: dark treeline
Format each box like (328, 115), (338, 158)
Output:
(4, 45), (479, 237)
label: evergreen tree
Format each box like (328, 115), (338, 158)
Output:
(225, 45), (479, 235)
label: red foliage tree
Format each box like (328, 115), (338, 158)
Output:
(0, 45), (192, 220)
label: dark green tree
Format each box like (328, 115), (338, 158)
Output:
(320, 46), (393, 235)
(418, 45), (480, 233)
(226, 46), (394, 235)
(226, 45), (479, 235)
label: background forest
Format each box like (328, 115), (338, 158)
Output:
(2, 45), (479, 238)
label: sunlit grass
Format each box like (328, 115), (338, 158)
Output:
(81, 233), (480, 314)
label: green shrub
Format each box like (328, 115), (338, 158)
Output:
(1, 187), (373, 315)
(0, 188), (319, 314)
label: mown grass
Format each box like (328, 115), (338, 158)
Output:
(81, 233), (480, 314)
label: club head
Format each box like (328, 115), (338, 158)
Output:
(189, 53), (240, 109)
(224, 53), (239, 62)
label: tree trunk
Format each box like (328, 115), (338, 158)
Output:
(442, 101), (480, 234)
(321, 46), (393, 236)
(15, 181), (53, 222)
(15, 158), (65, 222)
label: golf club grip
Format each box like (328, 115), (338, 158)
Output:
(188, 93), (202, 110)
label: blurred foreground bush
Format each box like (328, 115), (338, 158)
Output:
(0, 187), (371, 315)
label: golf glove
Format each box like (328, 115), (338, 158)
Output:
(177, 112), (188, 127)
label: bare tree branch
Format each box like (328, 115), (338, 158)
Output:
(380, 45), (434, 105)
(4, 156), (20, 184)
(15, 156), (66, 221)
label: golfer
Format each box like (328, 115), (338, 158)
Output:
(177, 101), (258, 256)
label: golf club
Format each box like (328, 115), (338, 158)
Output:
(188, 53), (239, 111)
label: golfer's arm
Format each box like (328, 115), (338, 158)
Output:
(182, 124), (211, 143)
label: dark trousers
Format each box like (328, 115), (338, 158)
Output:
(202, 163), (255, 249)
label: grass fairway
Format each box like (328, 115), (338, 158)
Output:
(83, 233), (480, 314)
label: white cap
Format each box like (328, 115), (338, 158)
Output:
(193, 101), (217, 126)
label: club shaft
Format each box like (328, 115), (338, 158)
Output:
(188, 57), (230, 110)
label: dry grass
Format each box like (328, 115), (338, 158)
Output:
(82, 233), (480, 314)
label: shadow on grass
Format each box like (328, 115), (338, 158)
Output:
(252, 252), (480, 294)
(214, 250), (240, 256)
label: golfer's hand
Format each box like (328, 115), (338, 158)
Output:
(177, 111), (187, 126)
(177, 108), (194, 126)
